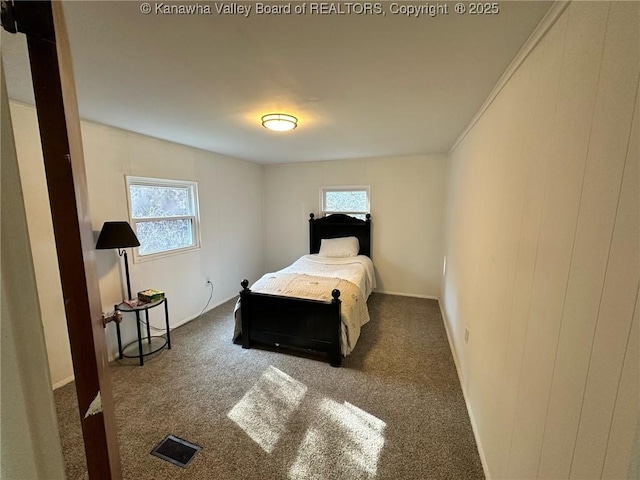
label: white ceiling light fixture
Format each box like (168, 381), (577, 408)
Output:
(261, 113), (298, 132)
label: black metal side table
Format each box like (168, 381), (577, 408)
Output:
(114, 297), (171, 366)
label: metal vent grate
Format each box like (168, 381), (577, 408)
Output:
(150, 435), (201, 468)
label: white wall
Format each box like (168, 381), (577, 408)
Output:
(10, 102), (264, 387)
(263, 155), (446, 298)
(442, 2), (639, 479)
(1, 62), (66, 480)
(8, 104), (73, 388)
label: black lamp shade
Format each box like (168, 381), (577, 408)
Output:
(96, 221), (140, 249)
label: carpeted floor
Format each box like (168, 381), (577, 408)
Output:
(54, 293), (485, 480)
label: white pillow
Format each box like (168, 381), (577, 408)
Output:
(319, 236), (360, 258)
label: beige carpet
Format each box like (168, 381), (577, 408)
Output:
(54, 293), (485, 479)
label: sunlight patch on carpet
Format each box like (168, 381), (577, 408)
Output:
(289, 400), (386, 480)
(227, 366), (307, 453)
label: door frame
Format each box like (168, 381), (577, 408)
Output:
(2, 1), (121, 478)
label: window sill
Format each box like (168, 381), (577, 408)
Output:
(133, 244), (201, 263)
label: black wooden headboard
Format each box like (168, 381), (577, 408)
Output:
(309, 213), (372, 258)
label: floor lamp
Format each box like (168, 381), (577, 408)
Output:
(96, 221), (140, 300)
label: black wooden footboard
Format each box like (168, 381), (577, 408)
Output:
(240, 279), (342, 367)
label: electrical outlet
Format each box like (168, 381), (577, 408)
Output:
(206, 277), (212, 286)
(464, 326), (470, 344)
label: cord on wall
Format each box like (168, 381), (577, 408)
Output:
(196, 280), (214, 318)
(140, 280), (213, 332)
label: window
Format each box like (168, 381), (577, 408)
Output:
(126, 176), (200, 261)
(321, 186), (370, 220)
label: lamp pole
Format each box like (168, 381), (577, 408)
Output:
(120, 249), (133, 300)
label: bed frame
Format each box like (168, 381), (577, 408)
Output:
(240, 213), (372, 367)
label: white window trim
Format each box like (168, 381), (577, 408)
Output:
(126, 175), (201, 263)
(320, 185), (371, 218)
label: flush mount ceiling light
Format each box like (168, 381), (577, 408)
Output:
(261, 113), (298, 132)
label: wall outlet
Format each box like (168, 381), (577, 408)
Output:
(464, 326), (470, 344)
(206, 277), (212, 286)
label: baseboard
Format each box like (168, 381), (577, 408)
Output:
(439, 302), (491, 480)
(171, 293), (238, 330)
(52, 374), (75, 390)
(374, 289), (439, 300)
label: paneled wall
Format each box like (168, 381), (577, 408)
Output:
(442, 2), (639, 478)
(263, 154), (447, 298)
(11, 103), (264, 387)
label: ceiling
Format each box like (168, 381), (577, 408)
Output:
(2, 1), (552, 164)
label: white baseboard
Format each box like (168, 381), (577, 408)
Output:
(374, 289), (439, 300)
(52, 374), (75, 390)
(170, 293), (238, 330)
(439, 302), (491, 480)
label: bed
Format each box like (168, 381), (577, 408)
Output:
(235, 213), (373, 367)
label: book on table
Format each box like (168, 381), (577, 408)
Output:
(138, 289), (165, 303)
(123, 298), (144, 308)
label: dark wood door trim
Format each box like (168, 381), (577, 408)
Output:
(3, 1), (122, 478)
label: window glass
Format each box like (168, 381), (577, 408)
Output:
(130, 185), (191, 218)
(126, 177), (200, 260)
(325, 190), (368, 213)
(136, 219), (194, 256)
(321, 187), (370, 219)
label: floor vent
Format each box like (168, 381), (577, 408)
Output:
(150, 435), (201, 468)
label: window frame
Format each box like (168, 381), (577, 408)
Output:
(125, 175), (201, 263)
(320, 185), (371, 219)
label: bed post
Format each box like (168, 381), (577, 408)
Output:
(330, 289), (342, 367)
(240, 279), (251, 349)
(309, 213), (315, 254)
(366, 213), (372, 258)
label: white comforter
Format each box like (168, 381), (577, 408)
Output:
(236, 254), (375, 356)
(278, 254), (376, 299)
